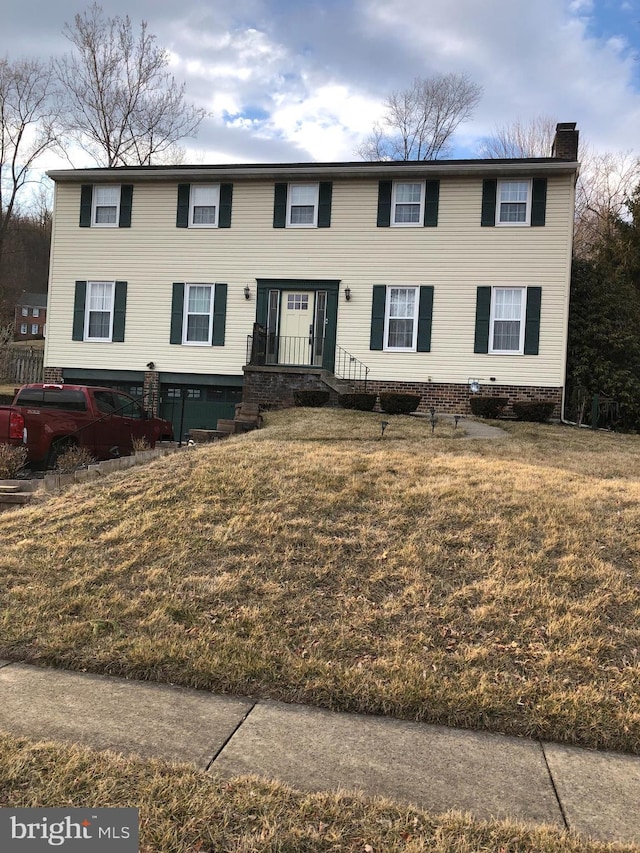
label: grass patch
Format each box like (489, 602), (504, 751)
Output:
(1, 411), (640, 752)
(0, 733), (635, 853)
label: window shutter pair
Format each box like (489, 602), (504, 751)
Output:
(72, 281), (127, 341)
(474, 286), (542, 354)
(79, 185), (133, 227)
(176, 184), (233, 228)
(273, 182), (333, 227)
(376, 180), (440, 227)
(481, 178), (547, 226)
(369, 285), (434, 351)
(170, 283), (227, 346)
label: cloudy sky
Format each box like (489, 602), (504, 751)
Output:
(3, 0), (640, 166)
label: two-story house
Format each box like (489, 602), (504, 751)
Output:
(14, 293), (47, 341)
(44, 123), (579, 438)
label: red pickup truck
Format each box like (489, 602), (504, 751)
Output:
(0, 384), (174, 468)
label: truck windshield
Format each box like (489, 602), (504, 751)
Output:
(16, 389), (88, 412)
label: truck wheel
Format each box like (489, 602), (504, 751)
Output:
(47, 437), (77, 470)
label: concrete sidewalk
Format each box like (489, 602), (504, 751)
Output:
(1, 660), (639, 846)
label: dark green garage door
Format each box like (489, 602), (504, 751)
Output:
(160, 384), (242, 442)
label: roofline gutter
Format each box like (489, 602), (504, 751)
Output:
(46, 159), (580, 183)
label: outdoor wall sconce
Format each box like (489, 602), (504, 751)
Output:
(146, 361), (155, 370)
(244, 285), (251, 300)
(344, 287), (351, 301)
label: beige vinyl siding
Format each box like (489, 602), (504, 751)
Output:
(46, 174), (574, 387)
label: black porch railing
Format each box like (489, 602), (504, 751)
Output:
(334, 345), (369, 390)
(246, 324), (323, 367)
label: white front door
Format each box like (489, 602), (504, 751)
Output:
(278, 292), (313, 364)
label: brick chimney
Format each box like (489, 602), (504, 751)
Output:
(552, 122), (579, 160)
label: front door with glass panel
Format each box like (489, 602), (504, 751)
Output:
(271, 290), (327, 366)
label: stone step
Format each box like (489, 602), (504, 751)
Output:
(0, 480), (40, 493)
(216, 419), (237, 434)
(0, 492), (34, 504)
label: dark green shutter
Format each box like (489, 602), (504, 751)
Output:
(170, 283), (184, 344)
(423, 181), (439, 227)
(531, 179), (547, 227)
(79, 186), (93, 227)
(113, 281), (127, 341)
(118, 185), (133, 227)
(212, 283), (227, 346)
(474, 287), (492, 353)
(370, 285), (386, 350)
(318, 182), (332, 227)
(377, 181), (392, 227)
(176, 184), (190, 228)
(481, 180), (497, 227)
(219, 183), (233, 228)
(273, 183), (288, 228)
(417, 286), (434, 352)
(72, 281), (87, 340)
(524, 287), (542, 354)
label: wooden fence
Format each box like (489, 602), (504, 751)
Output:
(0, 347), (44, 386)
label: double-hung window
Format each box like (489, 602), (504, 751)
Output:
(31, 324), (39, 335)
(190, 184), (220, 227)
(33, 308), (40, 317)
(490, 287), (526, 353)
(85, 281), (114, 341)
(496, 180), (531, 226)
(287, 183), (318, 227)
(392, 182), (424, 226)
(183, 284), (214, 345)
(21, 307), (28, 316)
(20, 324), (27, 335)
(384, 287), (419, 350)
(92, 186), (121, 226)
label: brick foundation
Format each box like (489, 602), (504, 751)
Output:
(243, 366), (563, 418)
(143, 370), (160, 416)
(367, 380), (563, 417)
(43, 366), (64, 383)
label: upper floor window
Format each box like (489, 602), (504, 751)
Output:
(92, 186), (121, 226)
(190, 184), (220, 227)
(287, 183), (319, 227)
(21, 307), (28, 316)
(33, 308), (40, 317)
(80, 184), (132, 228)
(273, 182), (332, 228)
(481, 178), (547, 228)
(392, 182), (424, 226)
(496, 180), (531, 226)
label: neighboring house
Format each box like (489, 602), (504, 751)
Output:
(44, 123), (579, 438)
(14, 293), (47, 341)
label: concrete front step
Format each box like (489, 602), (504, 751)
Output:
(0, 479), (40, 493)
(0, 492), (35, 504)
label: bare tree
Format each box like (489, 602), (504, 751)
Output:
(56, 4), (206, 167)
(357, 73), (482, 161)
(477, 115), (558, 158)
(574, 149), (640, 257)
(0, 57), (59, 317)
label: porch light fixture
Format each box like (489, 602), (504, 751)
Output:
(344, 286), (351, 301)
(244, 285), (251, 300)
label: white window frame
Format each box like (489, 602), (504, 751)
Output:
(21, 307), (28, 316)
(496, 180), (531, 227)
(189, 184), (220, 228)
(92, 185), (121, 227)
(20, 323), (27, 335)
(391, 181), (425, 227)
(182, 283), (214, 346)
(287, 183), (319, 228)
(33, 308), (40, 317)
(383, 286), (419, 351)
(489, 286), (526, 354)
(84, 281), (115, 342)
(31, 324), (39, 335)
